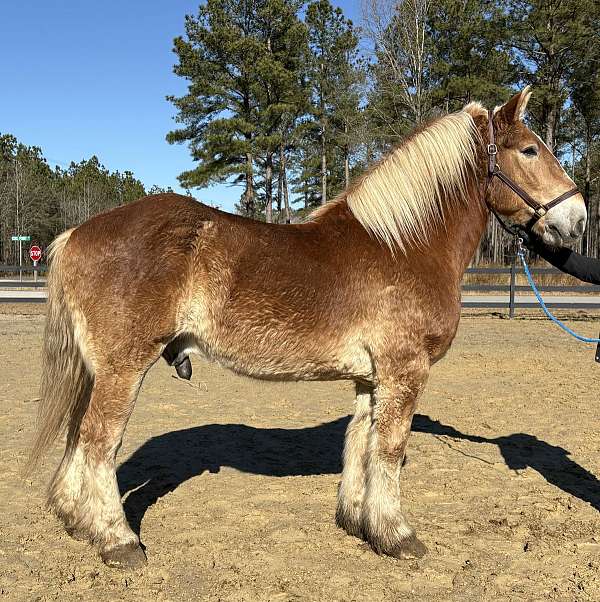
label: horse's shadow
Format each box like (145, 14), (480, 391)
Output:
(117, 414), (600, 536)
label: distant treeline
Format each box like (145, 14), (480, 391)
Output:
(0, 134), (174, 265)
(2, 0), (599, 266)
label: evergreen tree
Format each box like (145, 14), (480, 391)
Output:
(168, 0), (307, 220)
(568, 35), (600, 254)
(503, 0), (598, 150)
(305, 0), (360, 205)
(252, 0), (308, 222)
(167, 0), (265, 215)
(427, 0), (516, 111)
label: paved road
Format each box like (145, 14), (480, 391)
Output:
(0, 289), (47, 302)
(462, 294), (600, 307)
(2, 289), (600, 308)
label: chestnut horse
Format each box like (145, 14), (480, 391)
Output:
(27, 88), (586, 568)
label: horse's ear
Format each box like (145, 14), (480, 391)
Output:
(495, 86), (533, 125)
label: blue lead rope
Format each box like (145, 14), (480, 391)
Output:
(516, 242), (600, 343)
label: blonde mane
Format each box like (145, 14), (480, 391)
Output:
(313, 110), (481, 252)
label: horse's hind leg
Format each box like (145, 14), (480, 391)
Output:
(336, 382), (373, 537)
(361, 354), (429, 559)
(49, 363), (152, 569)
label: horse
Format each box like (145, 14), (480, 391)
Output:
(26, 87), (586, 569)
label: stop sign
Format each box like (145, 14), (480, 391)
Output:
(30, 246), (42, 262)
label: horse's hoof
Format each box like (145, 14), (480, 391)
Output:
(100, 543), (147, 570)
(385, 535), (428, 560)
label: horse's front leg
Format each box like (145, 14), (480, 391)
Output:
(336, 381), (373, 537)
(361, 354), (429, 559)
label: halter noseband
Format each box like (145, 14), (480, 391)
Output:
(485, 111), (579, 234)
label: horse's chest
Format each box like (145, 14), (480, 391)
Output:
(425, 306), (461, 364)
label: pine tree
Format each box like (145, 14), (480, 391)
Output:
(568, 25), (600, 254)
(168, 0), (308, 220)
(167, 0), (265, 215)
(427, 0), (516, 111)
(252, 0), (308, 222)
(503, 0), (598, 150)
(305, 0), (360, 205)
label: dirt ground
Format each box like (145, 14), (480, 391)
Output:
(1, 305), (599, 601)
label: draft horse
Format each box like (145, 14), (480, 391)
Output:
(27, 88), (586, 568)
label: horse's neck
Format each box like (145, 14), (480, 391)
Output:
(430, 190), (489, 278)
(312, 189), (488, 278)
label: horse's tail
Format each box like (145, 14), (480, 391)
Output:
(24, 228), (93, 475)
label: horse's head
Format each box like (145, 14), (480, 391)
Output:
(484, 87), (586, 247)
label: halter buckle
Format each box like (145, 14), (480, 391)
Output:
(535, 207), (547, 218)
(487, 143), (498, 156)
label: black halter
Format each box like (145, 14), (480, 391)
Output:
(485, 111), (580, 236)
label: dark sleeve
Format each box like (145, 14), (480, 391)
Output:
(532, 244), (600, 285)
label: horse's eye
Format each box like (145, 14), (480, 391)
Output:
(521, 146), (538, 157)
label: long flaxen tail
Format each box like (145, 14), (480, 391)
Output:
(25, 228), (93, 476)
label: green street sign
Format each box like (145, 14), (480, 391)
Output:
(11, 235), (31, 241)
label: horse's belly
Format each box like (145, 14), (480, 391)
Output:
(184, 332), (373, 382)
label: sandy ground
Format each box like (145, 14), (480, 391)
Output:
(1, 305), (599, 601)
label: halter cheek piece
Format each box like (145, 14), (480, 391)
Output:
(485, 111), (579, 235)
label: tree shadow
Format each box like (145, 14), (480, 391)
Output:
(117, 414), (600, 537)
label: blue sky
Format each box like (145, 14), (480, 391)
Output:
(1, 1), (361, 213)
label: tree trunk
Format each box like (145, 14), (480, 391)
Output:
(277, 146), (283, 222)
(545, 101), (558, 151)
(344, 150), (350, 188)
(319, 69), (327, 205)
(280, 144), (291, 223)
(366, 140), (374, 166)
(321, 122), (327, 205)
(590, 179), (600, 257)
(265, 153), (273, 223)
(244, 152), (255, 216)
(344, 121), (350, 188)
(583, 123), (591, 255)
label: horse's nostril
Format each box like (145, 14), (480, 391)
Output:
(571, 218), (585, 238)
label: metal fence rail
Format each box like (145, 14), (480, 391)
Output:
(0, 264), (47, 294)
(0, 265), (47, 272)
(463, 260), (600, 316)
(0, 281), (47, 288)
